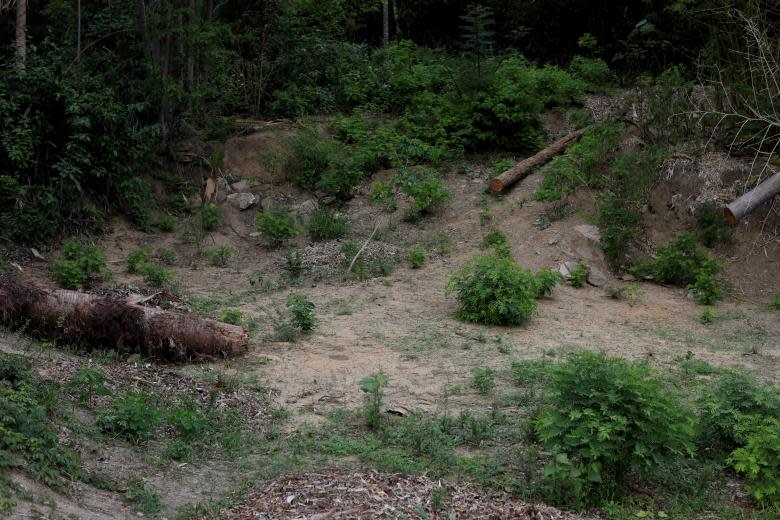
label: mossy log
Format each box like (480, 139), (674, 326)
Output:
(0, 274), (248, 360)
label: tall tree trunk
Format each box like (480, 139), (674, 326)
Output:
(382, 1), (389, 78)
(187, 0), (196, 91)
(76, 0), (82, 64)
(15, 0), (27, 70)
(391, 0), (402, 37)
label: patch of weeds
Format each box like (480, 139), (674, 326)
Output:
(125, 480), (161, 517)
(407, 248), (427, 268)
(479, 204), (492, 227)
(97, 390), (161, 444)
(479, 229), (508, 251)
(696, 201), (733, 247)
(699, 308), (716, 325)
(568, 262), (589, 288)
(204, 246), (235, 267)
(219, 309), (243, 325)
(533, 267), (562, 298)
(368, 179), (394, 203)
(65, 365), (110, 406)
(52, 239), (109, 289)
(769, 295), (780, 311)
(677, 351), (719, 377)
(124, 248), (175, 288)
(397, 168), (451, 222)
(727, 416), (780, 508)
(631, 232), (723, 305)
(157, 248), (176, 265)
(604, 283), (639, 303)
(370, 255), (396, 277)
(308, 208), (350, 240)
(472, 368), (496, 395)
(511, 359), (552, 387)
(285, 249), (304, 278)
(256, 208), (298, 247)
(199, 203), (221, 232)
(151, 213), (177, 232)
(287, 293), (316, 331)
(360, 372), (389, 430)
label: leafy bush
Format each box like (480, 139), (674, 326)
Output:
(219, 309), (242, 325)
(568, 262), (589, 288)
(533, 267), (562, 298)
(727, 417), (780, 507)
(697, 370), (780, 451)
(696, 201), (733, 247)
(199, 204), (221, 232)
(256, 208), (298, 247)
(308, 208), (350, 240)
(569, 56), (617, 87)
(360, 372), (389, 430)
(631, 232), (723, 304)
(97, 391), (161, 444)
(479, 229), (508, 250)
(407, 248), (427, 269)
(157, 248), (176, 265)
(124, 248), (174, 287)
(204, 246), (235, 267)
(536, 352), (694, 501)
(125, 248), (152, 273)
(446, 253), (539, 326)
(65, 366), (110, 406)
(770, 295), (780, 311)
(287, 293), (316, 331)
(699, 308), (716, 324)
(397, 169), (451, 221)
(0, 353), (81, 496)
(472, 368), (496, 395)
(117, 177), (156, 230)
(168, 403), (209, 442)
(151, 214), (178, 232)
(283, 132), (337, 190)
(52, 240), (108, 289)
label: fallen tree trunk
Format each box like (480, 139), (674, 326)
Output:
(0, 275), (248, 360)
(724, 171), (780, 224)
(489, 129), (586, 195)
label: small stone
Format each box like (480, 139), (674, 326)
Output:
(558, 261), (579, 278)
(230, 180), (250, 193)
(215, 191), (227, 204)
(261, 196), (275, 211)
(586, 266), (608, 287)
(574, 224), (601, 242)
(548, 235), (560, 246)
(320, 195), (337, 206)
(295, 199), (319, 225)
(30, 248), (45, 260)
(227, 192), (257, 210)
(248, 232), (260, 239)
(621, 274), (636, 282)
(216, 177), (232, 194)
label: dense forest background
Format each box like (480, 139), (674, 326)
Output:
(0, 0), (778, 245)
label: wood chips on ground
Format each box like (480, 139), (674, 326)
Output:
(207, 469), (596, 520)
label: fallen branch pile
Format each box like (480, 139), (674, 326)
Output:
(0, 274), (248, 360)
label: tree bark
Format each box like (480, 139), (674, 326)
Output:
(391, 0), (402, 37)
(76, 0), (81, 64)
(724, 171), (780, 224)
(15, 0), (26, 70)
(488, 129), (586, 194)
(382, 1), (389, 75)
(0, 275), (248, 360)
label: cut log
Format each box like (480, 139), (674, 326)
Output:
(488, 129), (586, 194)
(724, 171), (780, 224)
(0, 275), (248, 360)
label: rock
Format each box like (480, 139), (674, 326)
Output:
(227, 192), (258, 210)
(249, 232), (261, 239)
(586, 266), (608, 287)
(319, 195), (337, 206)
(30, 248), (45, 260)
(558, 261), (579, 278)
(189, 194), (203, 209)
(215, 191), (228, 204)
(574, 224), (601, 242)
(621, 274), (637, 282)
(231, 180), (251, 193)
(260, 196), (275, 212)
(295, 199), (319, 225)
(217, 177), (232, 194)
(547, 235), (560, 246)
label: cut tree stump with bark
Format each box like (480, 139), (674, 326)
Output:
(488, 129), (586, 195)
(724, 171), (780, 224)
(0, 274), (248, 360)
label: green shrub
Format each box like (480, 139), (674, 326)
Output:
(284, 132), (337, 190)
(407, 248), (427, 269)
(697, 370), (780, 451)
(308, 208), (350, 240)
(368, 180), (393, 202)
(219, 309), (242, 325)
(256, 208), (297, 247)
(770, 295), (780, 311)
(568, 262), (589, 288)
(142, 264), (174, 288)
(397, 169), (451, 221)
(287, 293), (316, 331)
(569, 55), (617, 87)
(65, 366), (110, 406)
(97, 391), (161, 444)
(479, 229), (508, 250)
(168, 403), (209, 442)
(52, 240), (108, 289)
(199, 204), (221, 232)
(0, 353), (81, 494)
(360, 372), (389, 430)
(151, 214), (177, 232)
(446, 253), (539, 326)
(727, 417), (780, 507)
(536, 352), (694, 501)
(285, 249), (304, 278)
(472, 368), (496, 395)
(631, 232), (723, 304)
(696, 201), (733, 247)
(699, 308), (716, 324)
(125, 248), (152, 273)
(533, 267), (562, 298)
(157, 248), (176, 266)
(204, 246), (235, 267)
(117, 177), (156, 230)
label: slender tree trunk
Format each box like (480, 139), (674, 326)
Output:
(382, 1), (389, 78)
(76, 0), (82, 64)
(187, 0), (196, 91)
(15, 0), (27, 70)
(391, 0), (401, 37)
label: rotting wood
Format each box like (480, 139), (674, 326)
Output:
(488, 129), (586, 194)
(724, 171), (780, 224)
(0, 274), (248, 360)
